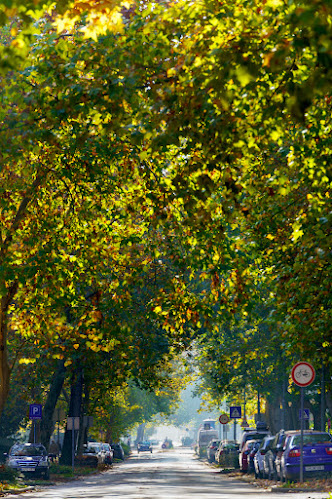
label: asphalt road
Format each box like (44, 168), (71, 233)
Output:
(6, 447), (329, 499)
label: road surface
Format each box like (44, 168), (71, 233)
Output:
(6, 447), (329, 499)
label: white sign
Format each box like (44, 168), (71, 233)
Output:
(291, 362), (315, 387)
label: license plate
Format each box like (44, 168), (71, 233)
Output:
(24, 468), (35, 472)
(305, 465), (324, 471)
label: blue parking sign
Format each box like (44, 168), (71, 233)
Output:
(29, 404), (42, 419)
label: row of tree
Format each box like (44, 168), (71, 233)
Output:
(0, 0), (331, 451)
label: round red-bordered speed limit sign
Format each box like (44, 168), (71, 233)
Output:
(219, 414), (229, 424)
(291, 362), (315, 387)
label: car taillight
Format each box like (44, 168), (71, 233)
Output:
(289, 449), (301, 458)
(325, 447), (332, 455)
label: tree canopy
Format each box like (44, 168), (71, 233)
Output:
(0, 0), (331, 438)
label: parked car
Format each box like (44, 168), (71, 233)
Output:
(207, 439), (221, 463)
(215, 441), (239, 468)
(254, 436), (275, 478)
(239, 439), (259, 472)
(137, 441), (152, 453)
(239, 421), (270, 453)
(111, 442), (125, 460)
(87, 442), (106, 464)
(101, 443), (113, 464)
(6, 443), (50, 479)
(280, 430), (332, 482)
(239, 421), (270, 472)
(248, 440), (261, 473)
(265, 430), (290, 480)
(79, 444), (99, 467)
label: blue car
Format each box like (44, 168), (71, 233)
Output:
(280, 431), (332, 481)
(137, 441), (152, 453)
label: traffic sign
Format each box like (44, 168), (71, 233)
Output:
(29, 404), (42, 420)
(230, 406), (241, 419)
(219, 414), (229, 424)
(299, 409), (310, 420)
(241, 420), (249, 428)
(291, 362), (315, 387)
(67, 417), (80, 430)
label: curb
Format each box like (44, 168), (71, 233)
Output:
(270, 486), (324, 493)
(2, 486), (35, 495)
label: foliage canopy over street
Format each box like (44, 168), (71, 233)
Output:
(0, 0), (331, 446)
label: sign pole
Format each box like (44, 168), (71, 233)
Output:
(291, 361), (316, 484)
(72, 424), (75, 474)
(300, 387), (304, 483)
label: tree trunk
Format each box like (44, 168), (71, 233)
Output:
(40, 360), (67, 451)
(60, 368), (83, 465)
(136, 423), (146, 444)
(0, 283), (18, 416)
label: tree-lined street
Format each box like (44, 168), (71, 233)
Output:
(0, 0), (331, 487)
(4, 448), (330, 499)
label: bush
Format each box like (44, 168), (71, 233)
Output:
(0, 464), (20, 484)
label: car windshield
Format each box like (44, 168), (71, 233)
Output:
(10, 444), (46, 456)
(292, 433), (332, 446)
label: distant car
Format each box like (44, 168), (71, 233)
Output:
(100, 443), (113, 464)
(239, 421), (270, 472)
(137, 441), (152, 453)
(6, 443), (50, 479)
(254, 436), (275, 478)
(280, 431), (332, 482)
(239, 439), (259, 472)
(87, 442), (106, 464)
(215, 441), (239, 468)
(111, 442), (125, 460)
(207, 439), (221, 463)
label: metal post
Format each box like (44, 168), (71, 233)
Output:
(257, 389), (261, 419)
(281, 378), (286, 429)
(321, 364), (325, 432)
(33, 421), (36, 444)
(300, 387), (304, 483)
(72, 425), (75, 474)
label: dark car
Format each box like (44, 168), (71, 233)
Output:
(6, 443), (50, 479)
(248, 440), (261, 473)
(264, 429), (289, 480)
(207, 439), (221, 463)
(254, 435), (275, 479)
(111, 442), (125, 460)
(280, 431), (332, 482)
(137, 441), (152, 453)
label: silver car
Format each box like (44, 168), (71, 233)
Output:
(7, 443), (50, 479)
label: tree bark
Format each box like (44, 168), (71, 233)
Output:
(40, 360), (67, 451)
(60, 368), (83, 465)
(0, 283), (18, 416)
